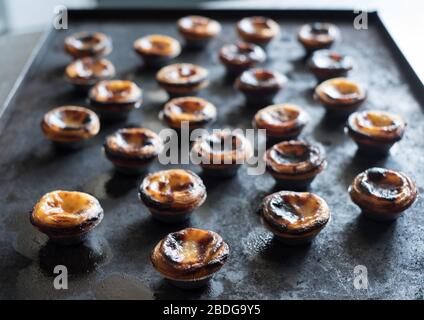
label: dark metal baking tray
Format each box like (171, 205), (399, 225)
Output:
(0, 8), (423, 300)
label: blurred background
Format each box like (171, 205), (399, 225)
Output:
(0, 0), (423, 109)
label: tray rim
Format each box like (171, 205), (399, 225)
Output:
(1, 7), (423, 133)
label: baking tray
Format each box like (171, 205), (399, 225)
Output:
(1, 8), (423, 300)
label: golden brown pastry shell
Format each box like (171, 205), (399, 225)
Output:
(30, 190), (104, 244)
(64, 32), (112, 59)
(104, 128), (163, 173)
(315, 77), (366, 116)
(261, 191), (330, 244)
(253, 104), (309, 140)
(265, 140), (326, 181)
(156, 63), (209, 96)
(297, 23), (340, 52)
(177, 16), (221, 40)
(89, 80), (142, 119)
(65, 57), (115, 87)
(191, 130), (253, 176)
(162, 96), (217, 130)
(219, 42), (266, 75)
(151, 228), (229, 281)
(139, 169), (207, 216)
(346, 110), (405, 154)
(41, 106), (100, 144)
(236, 16), (280, 46)
(349, 167), (417, 220)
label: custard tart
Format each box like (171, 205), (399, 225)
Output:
(315, 77), (366, 117)
(65, 57), (115, 90)
(139, 169), (206, 223)
(177, 15), (221, 48)
(235, 68), (287, 106)
(264, 140), (327, 190)
(346, 110), (406, 156)
(298, 23), (340, 52)
(151, 228), (229, 289)
(219, 42), (266, 76)
(307, 49), (353, 82)
(30, 190), (104, 245)
(191, 130), (253, 177)
(161, 96), (217, 130)
(156, 63), (209, 97)
(253, 104), (309, 142)
(64, 32), (112, 59)
(236, 16), (280, 47)
(41, 106), (100, 149)
(261, 191), (330, 245)
(104, 128), (163, 175)
(89, 80), (142, 120)
(134, 34), (181, 67)
(349, 167), (417, 221)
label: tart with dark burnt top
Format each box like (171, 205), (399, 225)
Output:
(298, 23), (340, 52)
(134, 34), (181, 67)
(346, 110), (406, 155)
(64, 32), (112, 59)
(30, 190), (104, 245)
(151, 228), (229, 289)
(219, 42), (266, 76)
(235, 68), (287, 106)
(191, 130), (253, 177)
(315, 77), (366, 117)
(264, 140), (327, 190)
(236, 16), (280, 47)
(349, 168), (417, 221)
(41, 106), (100, 149)
(89, 80), (142, 120)
(177, 15), (221, 48)
(261, 191), (330, 245)
(156, 63), (209, 97)
(253, 104), (309, 142)
(65, 57), (115, 90)
(162, 96), (217, 130)
(104, 128), (163, 175)
(139, 169), (206, 223)
(307, 49), (353, 81)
